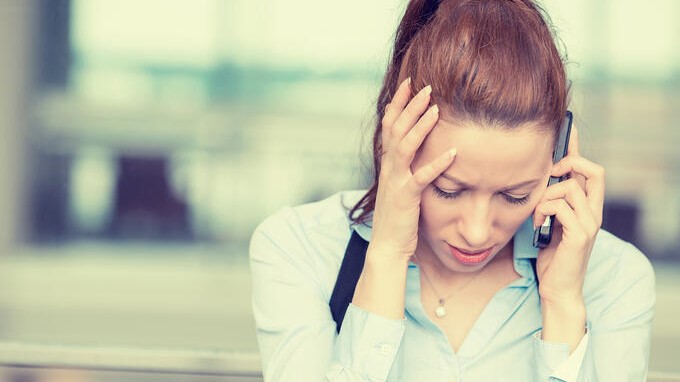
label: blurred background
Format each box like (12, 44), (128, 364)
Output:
(0, 0), (678, 381)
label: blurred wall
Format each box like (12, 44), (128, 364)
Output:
(0, 1), (35, 255)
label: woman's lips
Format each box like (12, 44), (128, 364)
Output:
(448, 244), (493, 264)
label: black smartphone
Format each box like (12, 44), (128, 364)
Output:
(533, 111), (573, 248)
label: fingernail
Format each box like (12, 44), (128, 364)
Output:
(423, 85), (432, 96)
(431, 104), (439, 115)
(449, 148), (457, 158)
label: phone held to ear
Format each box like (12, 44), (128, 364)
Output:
(533, 111), (573, 249)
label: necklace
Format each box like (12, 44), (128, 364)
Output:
(417, 263), (487, 319)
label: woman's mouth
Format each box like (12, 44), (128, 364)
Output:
(447, 244), (494, 265)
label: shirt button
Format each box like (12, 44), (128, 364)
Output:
(377, 344), (393, 356)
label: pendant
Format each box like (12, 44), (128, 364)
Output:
(435, 299), (446, 318)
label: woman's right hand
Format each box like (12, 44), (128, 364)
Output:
(352, 78), (455, 319)
(369, 78), (457, 264)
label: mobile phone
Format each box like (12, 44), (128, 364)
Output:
(533, 111), (573, 248)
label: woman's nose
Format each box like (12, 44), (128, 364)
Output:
(458, 199), (493, 248)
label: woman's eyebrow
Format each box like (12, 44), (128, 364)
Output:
(438, 173), (473, 188)
(499, 179), (541, 191)
(438, 173), (541, 191)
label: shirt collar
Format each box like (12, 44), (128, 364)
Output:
(513, 217), (539, 260)
(350, 214), (373, 242)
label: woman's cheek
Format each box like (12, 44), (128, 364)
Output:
(420, 191), (457, 232)
(419, 189), (437, 222)
(505, 196), (539, 230)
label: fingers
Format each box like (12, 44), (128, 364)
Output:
(381, 80), (436, 172)
(382, 77), (412, 144)
(386, 78), (413, 121)
(534, 199), (578, 231)
(567, 124), (580, 157)
(537, 178), (599, 231)
(565, 124), (587, 189)
(551, 155), (605, 222)
(410, 148), (457, 192)
(533, 155), (604, 246)
(533, 199), (589, 252)
(396, 104), (439, 165)
(390, 85), (432, 142)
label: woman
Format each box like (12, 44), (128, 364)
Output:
(250, 0), (655, 381)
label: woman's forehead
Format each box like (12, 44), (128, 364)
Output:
(422, 121), (554, 185)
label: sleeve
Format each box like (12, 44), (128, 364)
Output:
(576, 243), (655, 381)
(532, 242), (655, 382)
(532, 328), (589, 381)
(249, 212), (405, 382)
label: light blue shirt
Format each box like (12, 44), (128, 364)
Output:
(250, 191), (654, 381)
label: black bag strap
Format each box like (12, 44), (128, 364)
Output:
(329, 231), (538, 333)
(329, 230), (368, 334)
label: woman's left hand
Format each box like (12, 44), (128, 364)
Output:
(533, 126), (606, 308)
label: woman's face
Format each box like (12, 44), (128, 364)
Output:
(412, 119), (554, 273)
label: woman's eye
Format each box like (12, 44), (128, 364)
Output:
(502, 193), (530, 205)
(432, 186), (462, 200)
(432, 186), (529, 204)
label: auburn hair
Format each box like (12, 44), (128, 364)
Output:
(350, 0), (569, 224)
